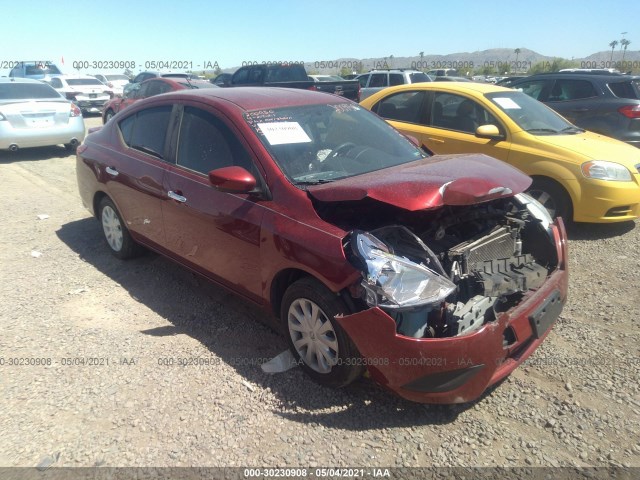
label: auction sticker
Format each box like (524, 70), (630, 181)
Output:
(493, 97), (521, 109)
(257, 121), (311, 145)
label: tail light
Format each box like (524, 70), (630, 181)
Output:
(618, 105), (640, 118)
(70, 103), (82, 117)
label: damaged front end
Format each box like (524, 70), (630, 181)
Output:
(336, 193), (568, 403)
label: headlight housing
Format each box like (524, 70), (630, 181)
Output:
(515, 192), (553, 229)
(351, 231), (456, 309)
(581, 160), (632, 181)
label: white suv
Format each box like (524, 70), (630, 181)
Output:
(355, 69), (432, 101)
(44, 75), (112, 115)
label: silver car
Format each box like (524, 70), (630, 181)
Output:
(0, 78), (85, 152)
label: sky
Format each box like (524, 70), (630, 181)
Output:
(1, 0), (638, 76)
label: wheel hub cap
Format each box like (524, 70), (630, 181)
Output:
(288, 298), (339, 374)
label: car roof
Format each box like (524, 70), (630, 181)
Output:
(156, 86), (349, 111)
(376, 81), (512, 94)
(0, 77), (47, 84)
(521, 72), (629, 80)
(56, 74), (101, 80)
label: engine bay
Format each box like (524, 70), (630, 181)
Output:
(315, 194), (558, 339)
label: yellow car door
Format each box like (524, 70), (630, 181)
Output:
(378, 89), (512, 162)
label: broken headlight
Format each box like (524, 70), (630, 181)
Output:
(351, 231), (456, 309)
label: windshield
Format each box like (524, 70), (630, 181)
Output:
(105, 75), (130, 81)
(0, 83), (62, 100)
(245, 103), (427, 184)
(67, 78), (104, 86)
(486, 91), (579, 134)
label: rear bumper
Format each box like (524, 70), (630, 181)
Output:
(0, 118), (85, 149)
(336, 220), (569, 404)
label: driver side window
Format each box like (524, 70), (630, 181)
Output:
(176, 107), (255, 176)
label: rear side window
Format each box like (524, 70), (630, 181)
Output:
(549, 79), (598, 101)
(0, 83), (61, 99)
(608, 80), (640, 99)
(389, 73), (404, 86)
(369, 73), (387, 88)
(118, 105), (172, 158)
(374, 91), (426, 124)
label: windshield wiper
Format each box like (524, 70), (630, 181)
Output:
(524, 128), (560, 134)
(295, 179), (334, 185)
(560, 126), (585, 133)
(132, 144), (163, 159)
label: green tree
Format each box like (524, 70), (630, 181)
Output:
(621, 39), (631, 61)
(609, 40), (618, 62)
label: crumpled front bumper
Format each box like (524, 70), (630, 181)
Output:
(335, 219), (569, 404)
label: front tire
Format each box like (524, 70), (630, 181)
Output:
(527, 178), (573, 222)
(281, 278), (364, 388)
(98, 197), (143, 259)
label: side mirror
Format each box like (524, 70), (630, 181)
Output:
(208, 166), (256, 193)
(403, 134), (421, 148)
(475, 124), (504, 140)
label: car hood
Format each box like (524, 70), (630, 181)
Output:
(307, 154), (532, 211)
(532, 130), (640, 165)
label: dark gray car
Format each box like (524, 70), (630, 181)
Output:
(9, 61), (63, 79)
(509, 72), (640, 147)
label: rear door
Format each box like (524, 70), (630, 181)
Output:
(161, 104), (265, 301)
(104, 105), (173, 248)
(544, 78), (602, 127)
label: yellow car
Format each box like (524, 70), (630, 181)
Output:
(360, 82), (640, 223)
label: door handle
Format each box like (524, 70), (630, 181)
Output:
(105, 166), (119, 177)
(428, 137), (445, 144)
(571, 108), (589, 112)
(168, 190), (187, 203)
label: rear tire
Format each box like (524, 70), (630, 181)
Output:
(527, 178), (573, 222)
(98, 197), (143, 259)
(281, 277), (364, 388)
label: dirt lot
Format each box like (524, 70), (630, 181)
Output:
(1, 115), (639, 473)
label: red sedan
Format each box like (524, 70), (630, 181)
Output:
(77, 87), (568, 404)
(101, 77), (217, 123)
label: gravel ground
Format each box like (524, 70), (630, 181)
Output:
(0, 115), (639, 472)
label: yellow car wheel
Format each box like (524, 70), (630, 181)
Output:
(528, 178), (573, 222)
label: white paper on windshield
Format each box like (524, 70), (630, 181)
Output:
(257, 122), (312, 145)
(493, 97), (521, 109)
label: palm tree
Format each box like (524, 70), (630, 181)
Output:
(609, 40), (618, 62)
(514, 48), (521, 73)
(419, 51), (424, 71)
(621, 39), (631, 61)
